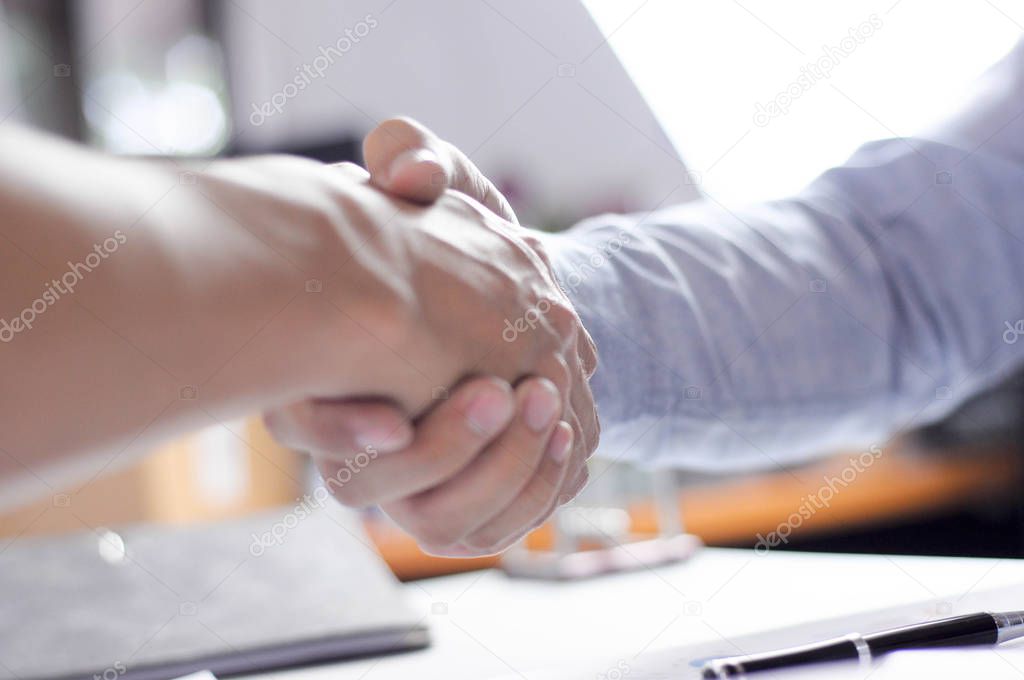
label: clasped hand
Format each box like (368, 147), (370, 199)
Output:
(264, 118), (599, 556)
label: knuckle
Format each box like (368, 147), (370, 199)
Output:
(547, 300), (576, 332)
(545, 353), (572, 393)
(524, 237), (555, 273)
(522, 234), (543, 251)
(546, 302), (579, 349)
(298, 202), (345, 253)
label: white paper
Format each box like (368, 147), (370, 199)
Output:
(511, 578), (1024, 679)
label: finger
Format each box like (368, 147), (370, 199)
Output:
(577, 323), (599, 379)
(552, 405), (586, 509)
(363, 118), (448, 204)
(264, 399), (413, 455)
(382, 378), (563, 550)
(570, 357), (600, 459)
(519, 233), (596, 377)
(550, 357), (598, 504)
(363, 116), (518, 222)
(458, 420), (575, 555)
(542, 302), (597, 459)
(565, 464), (590, 501)
(319, 377), (515, 508)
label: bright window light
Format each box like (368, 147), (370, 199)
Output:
(584, 0), (1023, 205)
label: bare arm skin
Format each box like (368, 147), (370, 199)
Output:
(0, 125), (595, 517)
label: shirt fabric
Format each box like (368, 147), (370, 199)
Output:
(541, 38), (1024, 470)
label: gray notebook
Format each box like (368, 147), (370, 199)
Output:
(0, 503), (428, 680)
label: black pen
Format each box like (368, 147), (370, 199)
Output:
(701, 610), (1024, 678)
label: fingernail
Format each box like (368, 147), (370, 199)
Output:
(524, 380), (560, 432)
(546, 422), (573, 464)
(387, 147), (441, 183)
(465, 383), (513, 436)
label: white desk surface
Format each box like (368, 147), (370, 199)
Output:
(247, 547), (1024, 680)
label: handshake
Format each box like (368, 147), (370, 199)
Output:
(251, 118), (600, 557)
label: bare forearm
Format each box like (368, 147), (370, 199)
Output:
(0, 129), (381, 503)
(0, 124), (592, 526)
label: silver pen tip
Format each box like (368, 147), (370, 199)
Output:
(992, 611), (1024, 644)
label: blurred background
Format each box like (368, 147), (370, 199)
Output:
(3, 0), (1024, 580)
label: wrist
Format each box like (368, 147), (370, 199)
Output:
(276, 173), (424, 403)
(115, 156), (368, 410)
(309, 181), (497, 413)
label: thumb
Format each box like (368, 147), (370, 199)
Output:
(363, 116), (518, 223)
(264, 399), (414, 456)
